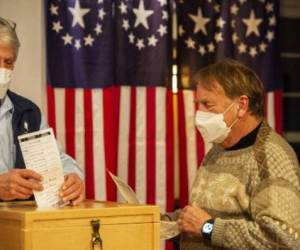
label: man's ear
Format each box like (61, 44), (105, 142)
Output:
(237, 95), (249, 118)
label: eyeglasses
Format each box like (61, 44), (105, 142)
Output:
(0, 17), (16, 30)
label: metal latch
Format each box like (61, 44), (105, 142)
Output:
(90, 219), (103, 250)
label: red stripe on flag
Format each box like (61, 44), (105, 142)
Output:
(84, 89), (95, 199)
(274, 90), (283, 134)
(65, 89), (75, 158)
(166, 90), (174, 212)
(47, 85), (56, 135)
(177, 90), (189, 208)
(128, 87), (137, 191)
(103, 86), (120, 201)
(146, 87), (156, 205)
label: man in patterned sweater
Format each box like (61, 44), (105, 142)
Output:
(174, 59), (300, 249)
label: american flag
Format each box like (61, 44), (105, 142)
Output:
(46, 1), (174, 248)
(177, 0), (281, 207)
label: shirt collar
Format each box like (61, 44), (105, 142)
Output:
(0, 95), (14, 117)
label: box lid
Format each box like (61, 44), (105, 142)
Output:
(0, 200), (160, 225)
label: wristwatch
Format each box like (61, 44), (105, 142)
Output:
(201, 219), (215, 240)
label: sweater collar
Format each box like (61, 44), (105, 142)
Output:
(226, 122), (262, 151)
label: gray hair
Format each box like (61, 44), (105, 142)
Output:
(0, 17), (20, 58)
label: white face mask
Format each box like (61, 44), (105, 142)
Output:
(195, 103), (237, 144)
(0, 68), (12, 100)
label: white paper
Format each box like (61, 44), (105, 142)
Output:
(18, 128), (65, 208)
(107, 170), (140, 204)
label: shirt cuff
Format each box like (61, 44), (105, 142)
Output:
(211, 218), (226, 247)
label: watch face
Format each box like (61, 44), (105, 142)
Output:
(203, 222), (214, 234)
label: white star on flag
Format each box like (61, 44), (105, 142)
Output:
(162, 10), (168, 20)
(259, 42), (268, 52)
(157, 24), (167, 36)
(62, 33), (73, 45)
(189, 8), (210, 35)
(133, 0), (154, 30)
(119, 2), (127, 14)
(129, 33), (135, 44)
(266, 3), (274, 13)
(230, 4), (239, 15)
(207, 42), (215, 52)
(136, 38), (145, 50)
(242, 10), (263, 37)
(232, 32), (238, 44)
(216, 17), (226, 28)
(231, 20), (236, 28)
(68, 0), (90, 28)
(178, 25), (185, 36)
(52, 21), (63, 33)
(122, 19), (130, 31)
(84, 34), (95, 46)
(50, 3), (59, 15)
(148, 35), (158, 46)
(158, 0), (167, 7)
(94, 23), (102, 35)
(198, 45), (206, 55)
(214, 4), (220, 13)
(74, 39), (81, 50)
(266, 31), (274, 41)
(269, 16), (276, 26)
(98, 9), (106, 20)
(249, 47), (257, 57)
(238, 42), (247, 54)
(185, 37), (195, 49)
(214, 32), (223, 43)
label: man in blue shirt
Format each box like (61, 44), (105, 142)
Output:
(0, 17), (85, 205)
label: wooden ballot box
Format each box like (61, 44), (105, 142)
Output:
(0, 200), (160, 250)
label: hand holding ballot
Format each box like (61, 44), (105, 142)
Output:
(0, 169), (43, 200)
(59, 173), (85, 206)
(17, 128), (84, 207)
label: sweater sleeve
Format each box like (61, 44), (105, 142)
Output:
(211, 139), (300, 250)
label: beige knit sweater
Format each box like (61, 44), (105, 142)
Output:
(175, 121), (300, 250)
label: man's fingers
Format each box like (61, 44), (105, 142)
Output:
(61, 174), (77, 191)
(9, 190), (31, 200)
(16, 177), (43, 191)
(71, 193), (85, 206)
(13, 184), (33, 196)
(59, 174), (84, 204)
(62, 187), (83, 203)
(19, 169), (42, 181)
(60, 181), (82, 197)
(5, 185), (32, 200)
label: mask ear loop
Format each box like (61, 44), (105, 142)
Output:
(229, 118), (239, 129)
(223, 102), (239, 129)
(222, 102), (236, 115)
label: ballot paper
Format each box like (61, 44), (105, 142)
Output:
(107, 170), (140, 204)
(18, 128), (65, 208)
(107, 170), (180, 240)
